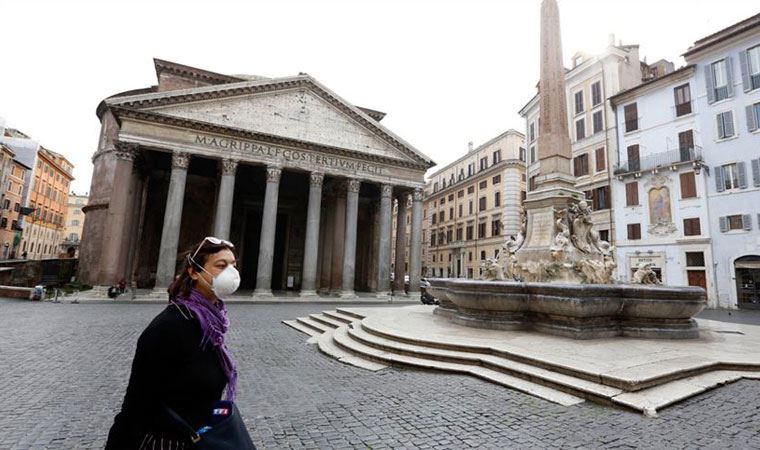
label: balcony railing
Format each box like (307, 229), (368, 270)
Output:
(614, 146), (703, 176)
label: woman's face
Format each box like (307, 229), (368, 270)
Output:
(190, 248), (237, 301)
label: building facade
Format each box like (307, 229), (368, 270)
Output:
(423, 130), (526, 279)
(520, 38), (653, 244)
(62, 193), (88, 257)
(610, 65), (717, 303)
(683, 14), (760, 309)
(0, 154), (32, 259)
(79, 59), (434, 297)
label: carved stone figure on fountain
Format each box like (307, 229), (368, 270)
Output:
(480, 257), (504, 281)
(632, 262), (662, 285)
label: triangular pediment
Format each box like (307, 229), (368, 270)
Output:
(140, 86), (421, 164)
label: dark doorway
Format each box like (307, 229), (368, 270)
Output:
(736, 255), (760, 309)
(271, 213), (288, 291)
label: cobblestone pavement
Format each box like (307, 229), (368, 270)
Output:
(1, 299), (758, 449)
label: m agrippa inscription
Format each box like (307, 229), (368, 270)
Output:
(194, 134), (385, 176)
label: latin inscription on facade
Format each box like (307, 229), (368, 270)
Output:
(194, 134), (385, 176)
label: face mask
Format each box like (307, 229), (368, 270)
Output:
(199, 265), (241, 298)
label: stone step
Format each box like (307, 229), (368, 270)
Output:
(282, 320), (321, 338)
(317, 327), (388, 371)
(322, 310), (358, 324)
(348, 323), (621, 403)
(332, 323), (584, 407)
(309, 313), (345, 329)
(295, 316), (331, 334)
(335, 308), (366, 320)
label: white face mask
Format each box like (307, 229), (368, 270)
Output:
(199, 265), (241, 298)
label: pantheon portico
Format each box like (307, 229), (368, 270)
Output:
(78, 59), (434, 297)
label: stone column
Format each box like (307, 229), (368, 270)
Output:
(155, 151), (191, 288)
(300, 172), (324, 297)
(376, 184), (393, 296)
(393, 193), (408, 294)
(253, 166), (282, 296)
(341, 179), (361, 297)
(212, 158), (238, 240)
(408, 188), (424, 295)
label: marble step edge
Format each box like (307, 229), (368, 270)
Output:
(282, 320), (321, 338)
(334, 308), (367, 320)
(317, 327), (389, 372)
(322, 310), (359, 324)
(295, 316), (331, 334)
(331, 323), (584, 407)
(308, 313), (345, 329)
(358, 317), (759, 392)
(346, 323), (622, 402)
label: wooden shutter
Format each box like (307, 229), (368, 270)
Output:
(705, 64), (716, 104)
(737, 161), (748, 188)
(680, 172), (696, 198)
(596, 148), (605, 172)
(717, 113), (726, 138)
(715, 166), (725, 192)
(724, 111), (735, 136)
(742, 214), (752, 231)
(678, 130), (694, 150)
(740, 50), (752, 92)
(752, 159), (760, 187)
(625, 182), (639, 206)
(574, 156), (580, 176)
(624, 103), (638, 131)
(747, 104), (758, 132)
(627, 145), (640, 171)
(719, 216), (728, 232)
(726, 56), (735, 98)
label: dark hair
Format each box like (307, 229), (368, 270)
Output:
(167, 238), (236, 300)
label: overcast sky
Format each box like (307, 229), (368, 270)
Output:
(1, 0), (758, 194)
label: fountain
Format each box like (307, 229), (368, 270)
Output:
(428, 0), (706, 339)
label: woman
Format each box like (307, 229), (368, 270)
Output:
(106, 237), (240, 449)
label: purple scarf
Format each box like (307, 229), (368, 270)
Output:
(174, 288), (237, 402)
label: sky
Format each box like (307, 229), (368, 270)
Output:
(1, 0), (758, 194)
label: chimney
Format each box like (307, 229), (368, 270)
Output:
(468, 141), (474, 152)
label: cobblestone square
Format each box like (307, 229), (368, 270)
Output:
(1, 299), (759, 449)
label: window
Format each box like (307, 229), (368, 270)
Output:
(747, 45), (760, 90)
(467, 186), (474, 194)
(458, 204), (462, 217)
(717, 163), (745, 191)
(595, 148), (606, 172)
(0, 218), (6, 229)
(685, 252), (705, 268)
(575, 118), (586, 140)
(480, 250), (486, 260)
(466, 225), (473, 240)
(449, 208), (454, 220)
(493, 150), (501, 165)
(680, 172), (697, 198)
(627, 145), (640, 172)
(491, 219), (501, 236)
(440, 197), (445, 205)
(711, 59), (730, 102)
(592, 110), (604, 134)
(529, 122), (536, 141)
(457, 190), (464, 198)
(625, 182), (639, 206)
(716, 111), (735, 139)
(480, 157), (488, 171)
(431, 214), (437, 225)
(529, 175), (538, 191)
(13, 203), (19, 212)
(683, 218), (701, 236)
(530, 146), (536, 163)
(446, 229), (453, 242)
(10, 220), (17, 231)
(479, 197), (487, 211)
(492, 175), (501, 185)
(468, 201), (473, 215)
(674, 84), (692, 116)
(438, 211), (444, 223)
(456, 227), (463, 241)
(519, 147), (526, 162)
(627, 223), (641, 240)
(598, 229), (609, 242)
(591, 185), (610, 210)
(468, 163), (475, 176)
(591, 81), (602, 106)
(479, 180), (487, 189)
(2, 199), (8, 209)
(448, 194), (454, 201)
(458, 170), (464, 181)
(678, 130), (695, 161)
(747, 102), (760, 132)
(624, 103), (638, 132)
(478, 223), (487, 239)
(721, 214), (749, 231)
(574, 90), (584, 114)
(573, 154), (589, 176)
(494, 191), (501, 207)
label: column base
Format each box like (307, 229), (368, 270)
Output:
(299, 290), (321, 299)
(252, 289), (274, 298)
(339, 290), (357, 299)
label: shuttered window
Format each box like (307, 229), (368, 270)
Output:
(716, 111), (735, 139)
(674, 84), (692, 116)
(627, 223), (641, 240)
(683, 218), (701, 236)
(680, 172), (697, 198)
(746, 102), (760, 132)
(573, 154), (589, 176)
(627, 145), (640, 171)
(595, 148), (606, 172)
(591, 81), (602, 106)
(574, 91), (584, 114)
(593, 110), (604, 134)
(575, 118), (586, 140)
(625, 182), (639, 206)
(479, 197), (487, 211)
(624, 103), (638, 132)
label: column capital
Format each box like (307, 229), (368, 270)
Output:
(220, 158), (239, 176)
(172, 151), (191, 169)
(412, 188), (424, 202)
(380, 184), (393, 199)
(266, 166), (282, 183)
(113, 143), (138, 161)
(310, 172), (325, 188)
(347, 178), (361, 194)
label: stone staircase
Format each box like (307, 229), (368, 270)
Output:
(283, 308), (760, 415)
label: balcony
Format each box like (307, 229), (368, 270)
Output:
(614, 146), (703, 177)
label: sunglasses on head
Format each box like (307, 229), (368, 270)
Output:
(190, 236), (234, 262)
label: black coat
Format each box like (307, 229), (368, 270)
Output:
(105, 303), (228, 449)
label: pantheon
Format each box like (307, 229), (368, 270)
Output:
(79, 59), (435, 297)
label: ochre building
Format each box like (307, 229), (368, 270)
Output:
(79, 59), (434, 296)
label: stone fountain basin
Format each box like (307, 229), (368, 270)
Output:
(427, 279), (707, 339)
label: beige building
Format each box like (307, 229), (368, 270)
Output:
(422, 130), (526, 279)
(62, 193), (88, 257)
(519, 37), (660, 243)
